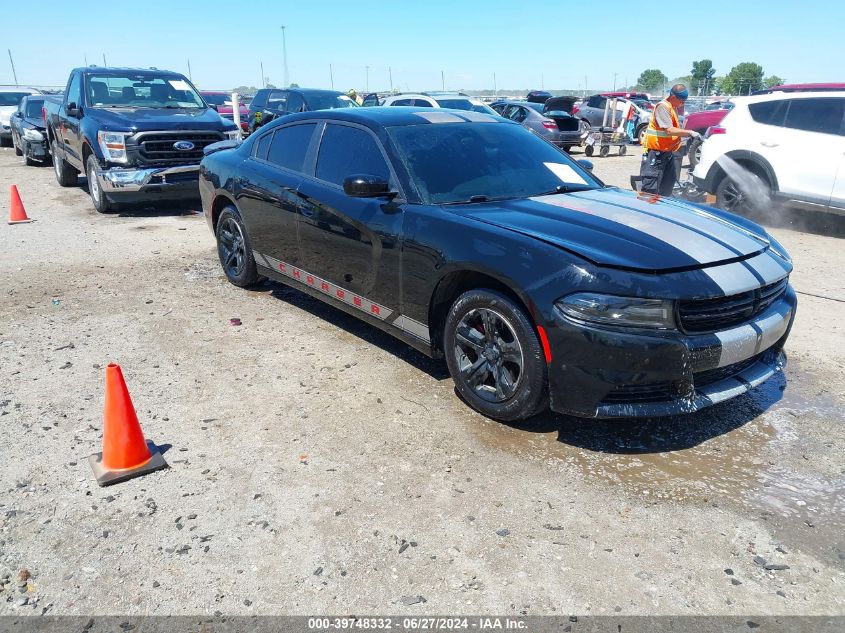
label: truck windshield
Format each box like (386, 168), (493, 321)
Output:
(86, 74), (205, 109)
(389, 121), (600, 205)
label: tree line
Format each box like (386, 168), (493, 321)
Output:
(634, 61), (784, 96)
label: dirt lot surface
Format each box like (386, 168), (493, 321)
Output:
(1, 145), (843, 617)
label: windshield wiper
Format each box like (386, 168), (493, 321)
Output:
(442, 194), (493, 205)
(532, 184), (591, 196)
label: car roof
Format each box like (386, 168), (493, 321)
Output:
(0, 87), (39, 93)
(732, 91), (845, 106)
(77, 66), (186, 78)
(385, 93), (432, 100)
(289, 88), (346, 97)
(200, 90), (230, 95)
(272, 106), (508, 129)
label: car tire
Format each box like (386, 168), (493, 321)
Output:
(52, 139), (78, 187)
(215, 205), (261, 288)
(86, 154), (115, 213)
(444, 289), (547, 422)
(715, 170), (771, 219)
(636, 124), (647, 145)
(13, 137), (22, 156)
(687, 138), (703, 168)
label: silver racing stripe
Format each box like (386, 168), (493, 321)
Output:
(714, 301), (792, 367)
(704, 251), (789, 295)
(533, 195), (738, 264)
(260, 253), (394, 321)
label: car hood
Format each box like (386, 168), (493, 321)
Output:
(0, 105), (15, 123)
(86, 106), (236, 132)
(456, 188), (771, 272)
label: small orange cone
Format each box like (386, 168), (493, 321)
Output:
(89, 363), (168, 486)
(8, 185), (34, 224)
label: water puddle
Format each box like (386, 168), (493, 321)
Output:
(472, 361), (845, 563)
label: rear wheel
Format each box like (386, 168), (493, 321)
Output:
(52, 139), (78, 187)
(86, 154), (114, 213)
(444, 289), (547, 422)
(636, 124), (647, 145)
(216, 206), (261, 288)
(715, 170), (771, 218)
(687, 138), (703, 168)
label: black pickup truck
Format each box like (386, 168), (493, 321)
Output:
(44, 66), (239, 212)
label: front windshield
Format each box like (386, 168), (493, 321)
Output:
(86, 73), (204, 109)
(202, 93), (230, 106)
(307, 93), (358, 110)
(0, 92), (31, 106)
(24, 99), (44, 118)
(390, 122), (599, 204)
(435, 98), (497, 115)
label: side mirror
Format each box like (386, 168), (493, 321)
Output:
(343, 174), (395, 199)
(67, 102), (79, 117)
(577, 159), (594, 172)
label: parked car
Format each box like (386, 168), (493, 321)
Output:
(683, 102), (734, 167)
(246, 88), (357, 133)
(44, 66), (239, 213)
(526, 90), (553, 103)
(574, 93), (651, 142)
(380, 93), (497, 115)
(201, 91), (250, 134)
(490, 99), (586, 151)
(0, 87), (41, 147)
(199, 107), (795, 422)
(9, 95), (57, 165)
(693, 92), (845, 217)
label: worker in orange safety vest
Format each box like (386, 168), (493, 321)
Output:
(639, 84), (702, 196)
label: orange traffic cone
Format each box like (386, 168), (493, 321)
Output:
(89, 363), (168, 486)
(8, 185), (34, 224)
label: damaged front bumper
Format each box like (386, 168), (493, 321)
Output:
(545, 284), (797, 418)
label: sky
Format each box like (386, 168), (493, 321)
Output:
(2, 0), (843, 93)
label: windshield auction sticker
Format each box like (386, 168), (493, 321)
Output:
(543, 162), (588, 185)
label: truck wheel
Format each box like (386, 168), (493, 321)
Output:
(52, 140), (78, 187)
(444, 289), (547, 422)
(86, 154), (114, 213)
(216, 206), (261, 288)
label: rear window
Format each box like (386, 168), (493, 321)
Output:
(783, 98), (845, 135)
(253, 132), (272, 160)
(316, 124), (390, 187)
(748, 100), (789, 126)
(266, 123), (316, 172)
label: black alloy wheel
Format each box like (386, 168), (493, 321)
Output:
(215, 206), (260, 288)
(444, 289), (547, 422)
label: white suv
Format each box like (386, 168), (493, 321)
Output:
(379, 93), (497, 115)
(693, 91), (845, 216)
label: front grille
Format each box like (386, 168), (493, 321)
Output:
(678, 277), (788, 333)
(132, 131), (224, 166)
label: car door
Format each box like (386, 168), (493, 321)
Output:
(828, 103), (845, 211)
(757, 97), (845, 205)
(237, 122), (318, 269)
(296, 122), (404, 312)
(61, 72), (84, 166)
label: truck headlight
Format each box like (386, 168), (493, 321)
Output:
(97, 131), (130, 164)
(23, 128), (44, 142)
(555, 293), (676, 329)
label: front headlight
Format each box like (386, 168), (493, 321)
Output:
(556, 293), (676, 329)
(225, 129), (241, 141)
(97, 131), (130, 164)
(23, 128), (44, 141)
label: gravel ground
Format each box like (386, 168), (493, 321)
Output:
(1, 145), (843, 617)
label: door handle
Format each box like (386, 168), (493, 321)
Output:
(760, 141), (779, 148)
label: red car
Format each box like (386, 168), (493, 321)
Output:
(201, 91), (250, 134)
(683, 102), (734, 167)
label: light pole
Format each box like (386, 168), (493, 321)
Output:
(280, 26), (289, 87)
(441, 70), (445, 91)
(613, 72), (617, 91)
(7, 49), (18, 86)
(365, 66), (370, 93)
(260, 61), (265, 88)
(493, 72), (497, 97)
(329, 64), (334, 90)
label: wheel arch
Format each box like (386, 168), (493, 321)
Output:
(210, 193), (238, 232)
(427, 267), (540, 355)
(708, 149), (779, 193)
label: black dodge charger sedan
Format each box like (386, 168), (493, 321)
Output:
(199, 107), (796, 422)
